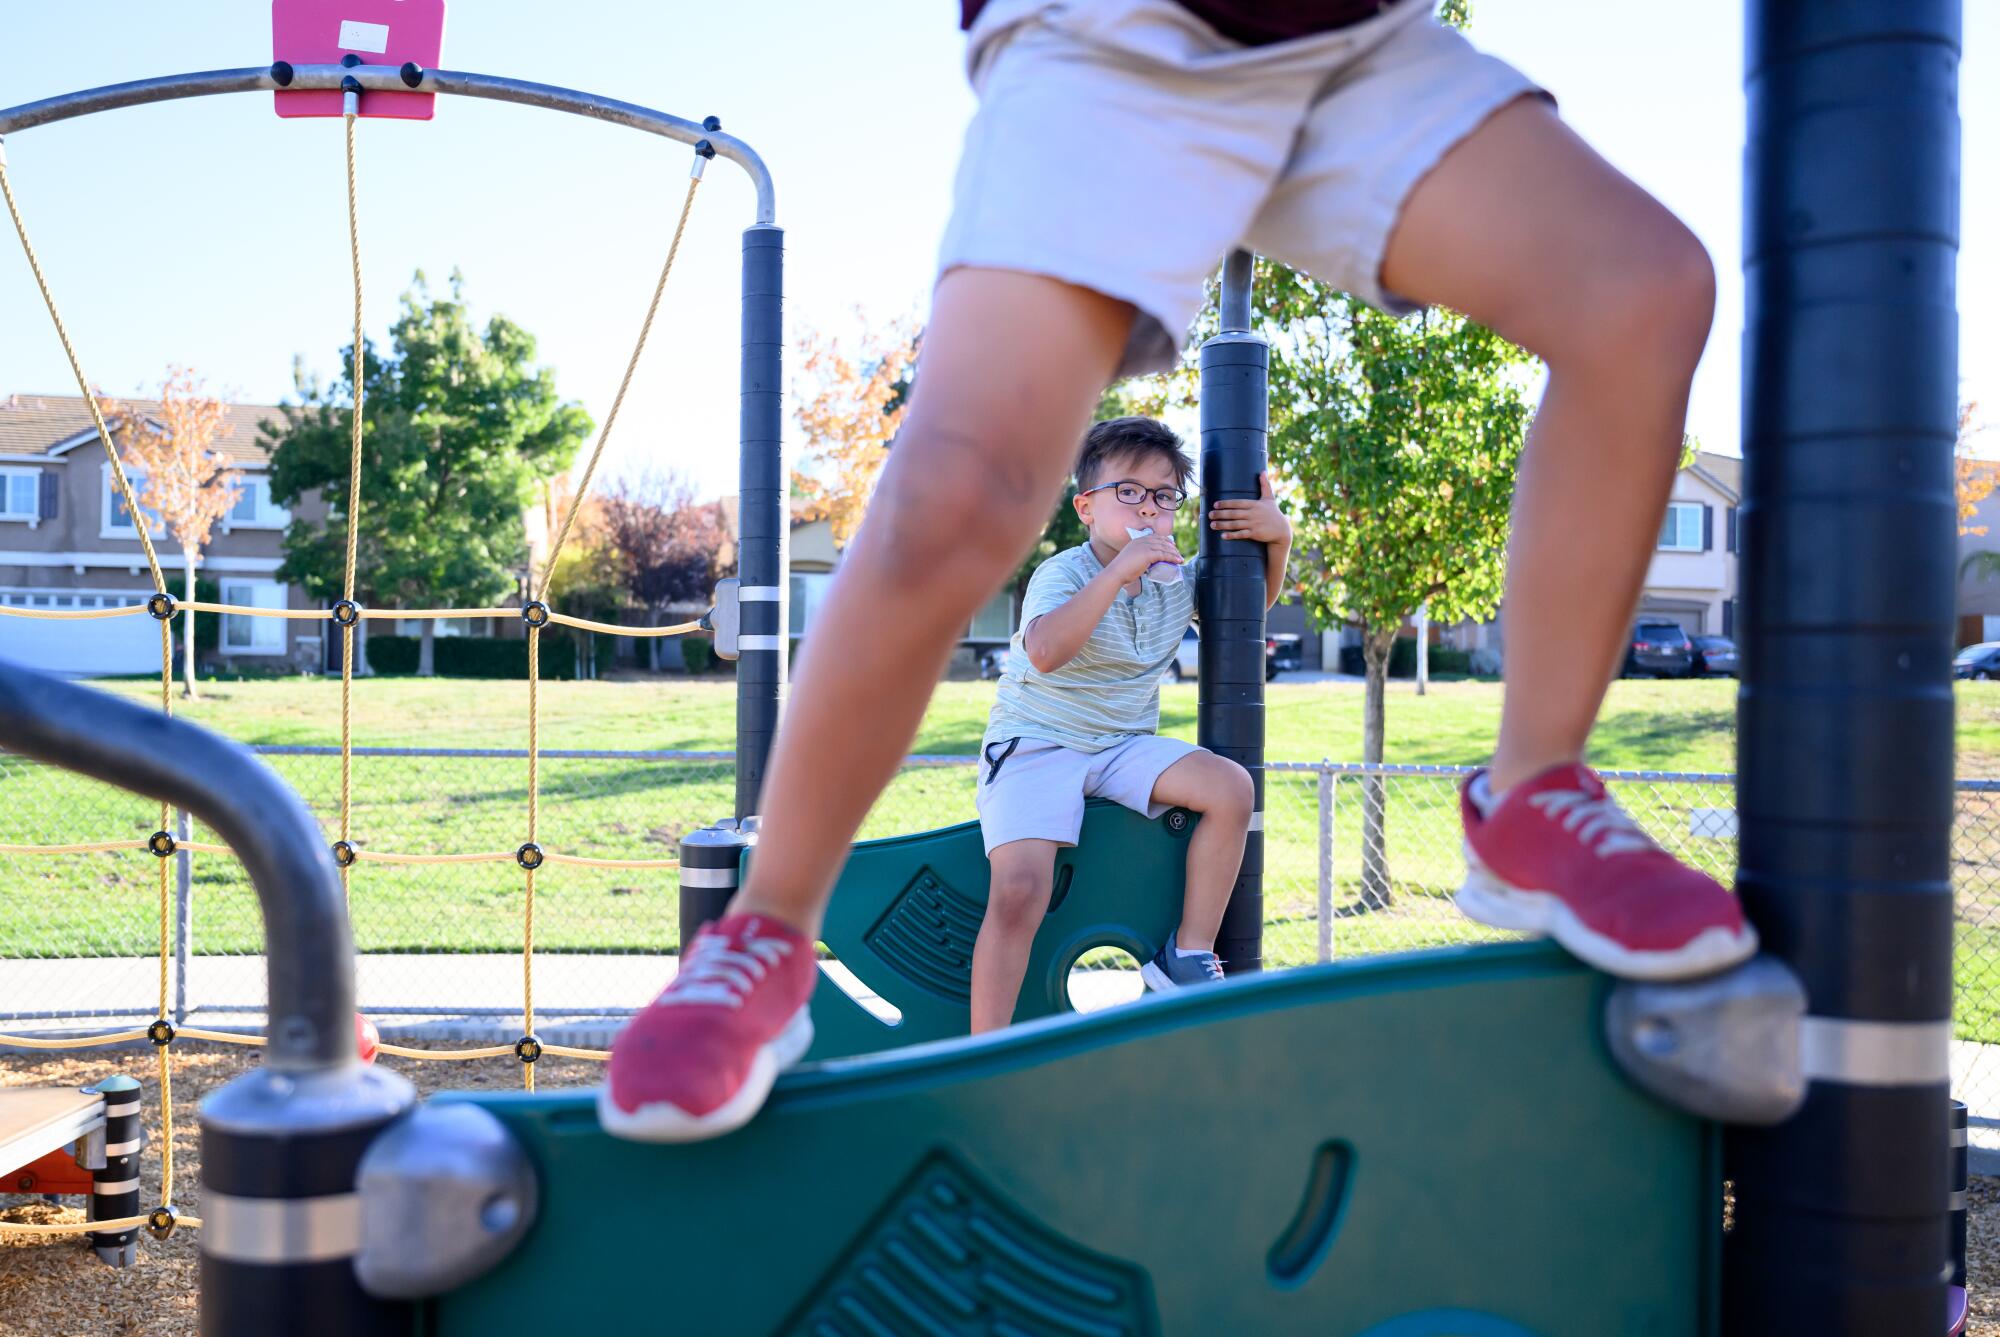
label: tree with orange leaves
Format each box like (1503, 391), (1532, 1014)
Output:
(105, 369), (242, 699)
(791, 316), (920, 546)
(1957, 401), (1994, 537)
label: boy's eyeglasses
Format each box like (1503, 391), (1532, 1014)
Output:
(1080, 480), (1187, 511)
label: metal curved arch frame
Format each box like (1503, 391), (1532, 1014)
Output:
(0, 63), (777, 225)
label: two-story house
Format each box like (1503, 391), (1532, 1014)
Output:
(0, 393), (327, 675)
(1635, 450), (1741, 639)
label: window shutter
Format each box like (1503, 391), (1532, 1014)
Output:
(38, 471), (57, 521)
(1702, 505), (1714, 552)
(1727, 506), (1738, 554)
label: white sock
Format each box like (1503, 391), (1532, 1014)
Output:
(1468, 773), (1505, 816)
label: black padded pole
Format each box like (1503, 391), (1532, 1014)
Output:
(1727, 4), (1959, 1332)
(736, 224), (786, 821)
(1197, 250), (1268, 974)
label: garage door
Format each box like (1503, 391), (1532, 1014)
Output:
(0, 591), (158, 676)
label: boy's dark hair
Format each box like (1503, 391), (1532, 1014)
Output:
(1077, 417), (1194, 494)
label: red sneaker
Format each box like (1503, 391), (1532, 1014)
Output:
(1458, 764), (1757, 981)
(599, 913), (816, 1143)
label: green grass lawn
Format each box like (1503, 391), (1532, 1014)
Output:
(13, 674), (2000, 1041)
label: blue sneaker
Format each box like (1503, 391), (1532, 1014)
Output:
(1141, 933), (1225, 992)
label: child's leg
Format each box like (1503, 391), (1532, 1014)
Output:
(970, 839), (1061, 1034)
(1376, 96), (1716, 792)
(730, 271), (1131, 938)
(1145, 752), (1255, 955)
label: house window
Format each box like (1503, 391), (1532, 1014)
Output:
(789, 572), (833, 636)
(967, 589), (1015, 642)
(1657, 502), (1705, 552)
(102, 464), (159, 536)
(0, 468), (38, 523)
(221, 579), (288, 654)
(225, 475), (291, 530)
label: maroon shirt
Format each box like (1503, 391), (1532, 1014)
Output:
(960, 1), (1400, 45)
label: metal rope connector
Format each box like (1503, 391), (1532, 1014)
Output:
(146, 1019), (175, 1047)
(513, 1035), (542, 1065)
(145, 591), (176, 621)
(146, 1205), (178, 1240)
(514, 842), (544, 871)
(331, 599), (362, 627)
(519, 601), (551, 629)
(147, 830), (177, 858)
(331, 840), (358, 868)
(691, 138), (716, 181)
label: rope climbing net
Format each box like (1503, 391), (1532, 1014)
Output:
(0, 91), (719, 1245)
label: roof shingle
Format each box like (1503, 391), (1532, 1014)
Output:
(0, 392), (285, 466)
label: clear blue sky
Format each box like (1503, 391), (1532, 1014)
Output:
(1, 2), (1992, 500)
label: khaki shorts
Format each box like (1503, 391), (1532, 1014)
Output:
(940, 0), (1545, 376)
(976, 734), (1200, 854)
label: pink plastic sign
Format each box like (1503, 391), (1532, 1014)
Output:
(272, 0), (446, 120)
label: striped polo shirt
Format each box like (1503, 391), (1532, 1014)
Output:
(984, 542), (1199, 755)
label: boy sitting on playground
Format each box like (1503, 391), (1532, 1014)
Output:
(603, 0), (1759, 1143)
(969, 416), (1290, 1031)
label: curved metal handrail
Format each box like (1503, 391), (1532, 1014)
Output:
(0, 658), (353, 1070)
(0, 63), (776, 225)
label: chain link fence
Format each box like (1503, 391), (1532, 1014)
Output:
(6, 748), (2000, 1111)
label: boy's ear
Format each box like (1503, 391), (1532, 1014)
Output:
(1072, 490), (1092, 524)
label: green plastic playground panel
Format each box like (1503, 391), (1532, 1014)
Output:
(799, 798), (1196, 1060)
(425, 942), (1717, 1337)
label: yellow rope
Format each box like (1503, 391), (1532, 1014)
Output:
(0, 1214), (201, 1237)
(0, 840), (673, 866)
(0, 602), (703, 634)
(535, 171), (703, 602)
(0, 840), (147, 855)
(0, 1029), (150, 1049)
(546, 611), (701, 637)
(357, 606), (516, 621)
(338, 107), (367, 918)
(524, 623), (540, 1093)
(0, 604), (150, 621)
(0, 152), (166, 597)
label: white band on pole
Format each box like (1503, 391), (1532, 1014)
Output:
(1799, 1017), (1951, 1087)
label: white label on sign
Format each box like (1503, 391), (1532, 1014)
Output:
(337, 19), (391, 54)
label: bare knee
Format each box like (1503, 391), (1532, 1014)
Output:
(1189, 759), (1255, 826)
(985, 868), (1052, 933)
(1522, 218), (1716, 389)
(865, 417), (1062, 581)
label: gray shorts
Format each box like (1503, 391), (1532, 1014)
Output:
(941, 0), (1544, 377)
(976, 734), (1201, 855)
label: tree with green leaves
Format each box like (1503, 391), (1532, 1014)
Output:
(265, 272), (593, 676)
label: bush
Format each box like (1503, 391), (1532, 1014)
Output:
(682, 636), (716, 674)
(1338, 639), (1419, 678)
(365, 634), (576, 679)
(1336, 641), (1480, 678)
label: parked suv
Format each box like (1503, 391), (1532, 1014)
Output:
(1624, 621), (1695, 677)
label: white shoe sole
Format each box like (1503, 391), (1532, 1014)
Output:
(1456, 850), (1758, 982)
(596, 1005), (815, 1144)
(1140, 961), (1173, 992)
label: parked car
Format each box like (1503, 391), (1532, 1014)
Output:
(1266, 633), (1303, 679)
(1168, 629), (1301, 682)
(1955, 642), (2000, 680)
(1624, 620), (1695, 677)
(979, 645), (1012, 680)
(1691, 635), (1739, 677)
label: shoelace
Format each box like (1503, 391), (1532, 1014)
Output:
(1527, 789), (1658, 858)
(1199, 954), (1225, 982)
(658, 930), (794, 1009)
